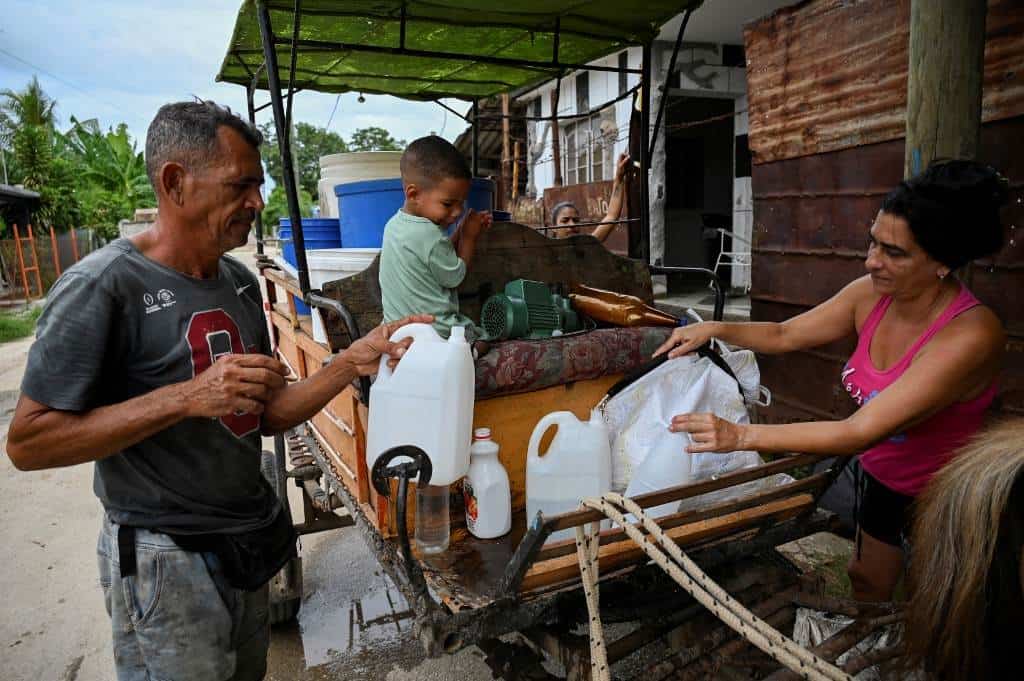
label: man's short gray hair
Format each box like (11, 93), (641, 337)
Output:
(145, 100), (263, 190)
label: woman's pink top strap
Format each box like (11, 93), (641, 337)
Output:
(842, 284), (997, 496)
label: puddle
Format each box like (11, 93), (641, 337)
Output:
(298, 575), (414, 668)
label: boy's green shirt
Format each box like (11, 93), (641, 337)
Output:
(379, 209), (478, 339)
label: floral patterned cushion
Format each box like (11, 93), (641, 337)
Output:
(475, 327), (674, 399)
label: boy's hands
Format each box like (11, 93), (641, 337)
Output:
(461, 209), (493, 241)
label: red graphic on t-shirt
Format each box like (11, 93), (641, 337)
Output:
(186, 309), (260, 438)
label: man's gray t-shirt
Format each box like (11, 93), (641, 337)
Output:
(21, 238), (278, 535)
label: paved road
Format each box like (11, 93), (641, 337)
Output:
(0, 244), (493, 680)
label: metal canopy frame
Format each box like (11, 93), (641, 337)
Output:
(239, 0), (693, 300)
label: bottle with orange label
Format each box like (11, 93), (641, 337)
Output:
(463, 428), (511, 539)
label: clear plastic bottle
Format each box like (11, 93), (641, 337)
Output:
(415, 484), (450, 554)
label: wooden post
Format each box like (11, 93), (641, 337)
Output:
(49, 226), (61, 278)
(12, 224), (30, 300)
(904, 0), (988, 178)
(551, 87), (563, 187)
(501, 93), (512, 211)
(69, 228), (80, 262)
(512, 140), (521, 203)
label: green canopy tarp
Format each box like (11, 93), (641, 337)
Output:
(217, 1), (702, 101)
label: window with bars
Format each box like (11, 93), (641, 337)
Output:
(562, 113), (611, 186)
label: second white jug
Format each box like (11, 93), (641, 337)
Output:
(526, 409), (612, 542)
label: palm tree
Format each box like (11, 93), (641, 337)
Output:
(0, 76), (57, 147)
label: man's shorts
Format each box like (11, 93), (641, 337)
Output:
(97, 515), (270, 681)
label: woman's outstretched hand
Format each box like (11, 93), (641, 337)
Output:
(653, 322), (717, 359)
(669, 413), (744, 453)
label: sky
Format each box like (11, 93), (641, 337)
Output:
(1, 1), (468, 156)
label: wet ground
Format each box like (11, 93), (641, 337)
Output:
(264, 479), (494, 680)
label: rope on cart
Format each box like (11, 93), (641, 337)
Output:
(575, 520), (609, 681)
(574, 493), (853, 681)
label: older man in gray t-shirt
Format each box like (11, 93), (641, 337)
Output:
(7, 101), (430, 681)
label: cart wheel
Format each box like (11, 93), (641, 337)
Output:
(261, 449), (304, 626)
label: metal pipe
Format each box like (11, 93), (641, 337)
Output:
(399, 2), (407, 49)
(436, 99), (471, 123)
(552, 16), (560, 64)
(649, 9), (691, 160)
(245, 85), (266, 256)
(471, 100), (479, 176)
(648, 265), (725, 322)
(250, 39), (645, 75)
(475, 83), (640, 122)
(252, 88), (305, 114)
(640, 42), (652, 264)
(535, 218), (639, 232)
(256, 0), (311, 293)
(284, 0), (302, 134)
(306, 292), (372, 402)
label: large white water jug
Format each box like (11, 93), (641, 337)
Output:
(366, 323), (474, 486)
(624, 431), (693, 519)
(526, 409), (612, 542)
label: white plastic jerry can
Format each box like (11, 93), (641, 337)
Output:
(526, 409), (612, 542)
(463, 428), (512, 539)
(366, 323), (475, 487)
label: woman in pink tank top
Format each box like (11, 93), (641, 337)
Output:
(655, 159), (1009, 601)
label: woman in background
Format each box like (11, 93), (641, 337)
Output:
(550, 152), (631, 241)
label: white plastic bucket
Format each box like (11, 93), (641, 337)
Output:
(307, 248), (380, 343)
(317, 151), (402, 217)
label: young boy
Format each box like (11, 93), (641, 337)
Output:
(379, 135), (492, 354)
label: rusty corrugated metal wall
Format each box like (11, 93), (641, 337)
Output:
(744, 0), (1024, 423)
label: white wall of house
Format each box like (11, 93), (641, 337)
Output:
(511, 0), (791, 291)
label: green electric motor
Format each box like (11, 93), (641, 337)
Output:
(480, 279), (581, 341)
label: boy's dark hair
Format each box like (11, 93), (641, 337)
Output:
(400, 135), (471, 188)
(145, 99), (263, 190)
(881, 159), (1009, 269)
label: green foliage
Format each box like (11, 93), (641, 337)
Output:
(258, 123), (406, 197)
(0, 305), (43, 343)
(61, 117), (154, 235)
(348, 126), (405, 152)
(261, 184), (314, 233)
(0, 76), (57, 147)
(38, 155), (85, 230)
(259, 121), (348, 197)
(11, 123), (52, 188)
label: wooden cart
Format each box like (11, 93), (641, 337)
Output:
(257, 224), (844, 677)
(216, 3), (886, 676)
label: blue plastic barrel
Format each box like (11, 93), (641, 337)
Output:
(335, 177), (495, 247)
(278, 217), (342, 314)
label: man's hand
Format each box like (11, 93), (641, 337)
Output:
(461, 209), (493, 241)
(182, 354), (289, 418)
(340, 314), (436, 376)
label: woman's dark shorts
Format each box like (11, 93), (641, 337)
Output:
(857, 468), (915, 548)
